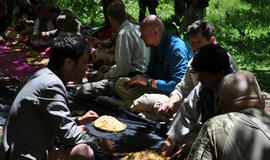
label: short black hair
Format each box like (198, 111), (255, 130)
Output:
(48, 33), (91, 69)
(187, 20), (215, 41)
(191, 44), (231, 75)
(107, 1), (126, 24)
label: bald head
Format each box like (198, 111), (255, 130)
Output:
(140, 15), (164, 47)
(140, 15), (164, 33)
(218, 70), (264, 113)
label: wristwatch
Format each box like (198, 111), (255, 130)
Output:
(146, 78), (153, 87)
(74, 117), (80, 125)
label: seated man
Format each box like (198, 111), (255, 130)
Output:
(88, 0), (139, 68)
(114, 15), (193, 119)
(157, 20), (238, 120)
(101, 0), (123, 27)
(32, 3), (86, 45)
(187, 70), (270, 160)
(160, 44), (231, 158)
(30, 2), (55, 47)
(0, 33), (114, 160)
(41, 6), (86, 39)
(76, 1), (150, 99)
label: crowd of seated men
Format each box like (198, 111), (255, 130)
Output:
(0, 0), (269, 160)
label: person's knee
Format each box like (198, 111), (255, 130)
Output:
(114, 77), (130, 93)
(69, 143), (94, 160)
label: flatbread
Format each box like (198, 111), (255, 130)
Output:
(26, 56), (49, 65)
(25, 50), (49, 65)
(92, 115), (126, 133)
(120, 150), (170, 160)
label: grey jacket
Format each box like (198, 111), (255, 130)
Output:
(0, 68), (98, 160)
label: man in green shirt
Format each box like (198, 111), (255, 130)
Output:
(187, 70), (270, 160)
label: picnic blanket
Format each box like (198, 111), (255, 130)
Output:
(0, 84), (168, 160)
(0, 45), (45, 81)
(0, 41), (168, 160)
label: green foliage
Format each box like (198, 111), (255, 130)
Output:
(56, 0), (104, 26)
(205, 0), (270, 91)
(206, 0), (270, 67)
(57, 0), (270, 91)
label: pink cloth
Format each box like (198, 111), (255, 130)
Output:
(0, 45), (45, 81)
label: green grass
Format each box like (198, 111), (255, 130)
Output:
(205, 0), (270, 91)
(58, 0), (270, 92)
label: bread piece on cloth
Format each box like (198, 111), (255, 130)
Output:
(119, 150), (170, 160)
(93, 115), (126, 133)
(25, 50), (49, 66)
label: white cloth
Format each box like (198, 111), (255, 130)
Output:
(171, 58), (198, 100)
(167, 83), (203, 142)
(104, 20), (150, 79)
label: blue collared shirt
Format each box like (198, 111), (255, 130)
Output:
(146, 32), (194, 93)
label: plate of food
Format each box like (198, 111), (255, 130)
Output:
(119, 150), (170, 160)
(92, 115), (126, 133)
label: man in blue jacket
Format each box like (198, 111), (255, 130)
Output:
(115, 15), (193, 119)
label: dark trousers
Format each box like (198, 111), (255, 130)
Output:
(174, 0), (185, 17)
(139, 0), (158, 22)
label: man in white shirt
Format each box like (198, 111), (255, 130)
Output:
(160, 44), (232, 159)
(76, 1), (150, 99)
(157, 20), (238, 120)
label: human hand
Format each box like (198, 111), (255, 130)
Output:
(92, 72), (104, 82)
(157, 102), (174, 118)
(41, 32), (50, 41)
(87, 36), (101, 49)
(160, 136), (176, 157)
(99, 65), (111, 73)
(15, 17), (27, 26)
(98, 137), (115, 154)
(170, 143), (191, 160)
(78, 110), (99, 125)
(0, 35), (5, 44)
(123, 81), (136, 89)
(128, 75), (148, 86)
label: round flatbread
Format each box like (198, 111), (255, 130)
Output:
(25, 50), (49, 65)
(93, 115), (126, 133)
(26, 56), (49, 65)
(120, 150), (170, 160)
